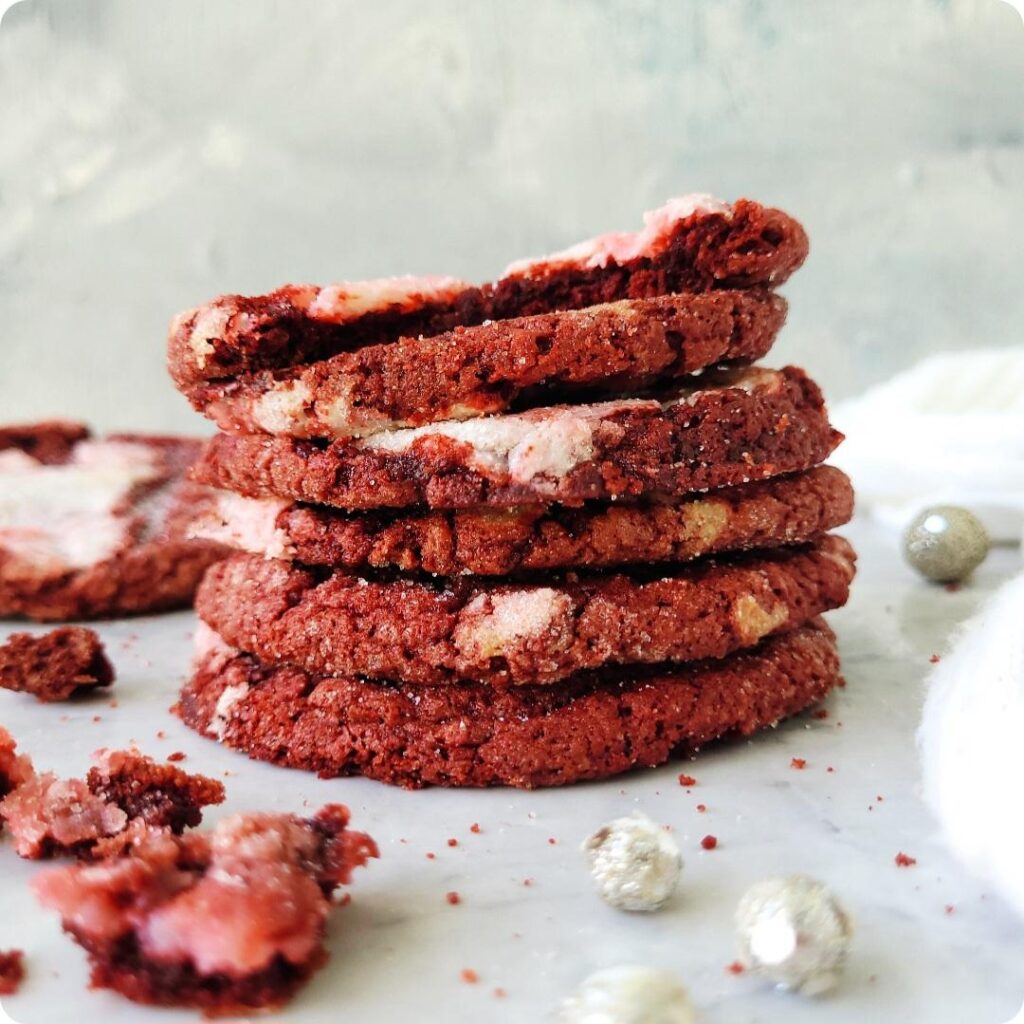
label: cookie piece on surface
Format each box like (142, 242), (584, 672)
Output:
(187, 291), (787, 439)
(0, 949), (25, 996)
(178, 621), (840, 789)
(192, 366), (842, 511)
(0, 726), (34, 800)
(0, 748), (224, 860)
(168, 196), (807, 388)
(32, 806), (378, 1014)
(0, 425), (226, 620)
(0, 626), (114, 702)
(196, 536), (855, 686)
(193, 465), (854, 577)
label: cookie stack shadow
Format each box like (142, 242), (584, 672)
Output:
(170, 195), (856, 789)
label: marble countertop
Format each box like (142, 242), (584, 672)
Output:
(1, 517), (1022, 1024)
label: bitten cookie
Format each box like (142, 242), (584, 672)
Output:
(191, 366), (842, 511)
(192, 465), (854, 576)
(186, 291), (787, 438)
(195, 536), (855, 686)
(177, 620), (840, 789)
(0, 424), (225, 620)
(168, 196), (807, 387)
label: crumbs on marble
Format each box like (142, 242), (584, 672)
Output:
(790, 757), (807, 769)
(460, 968), (479, 984)
(701, 835), (718, 850)
(678, 773), (697, 787)
(895, 851), (917, 867)
(446, 891), (461, 905)
(726, 960), (745, 975)
(167, 751), (186, 762)
(470, 822), (481, 834)
(696, 803), (707, 813)
(447, 838), (458, 847)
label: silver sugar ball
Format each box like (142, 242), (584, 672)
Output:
(582, 811), (682, 912)
(735, 875), (853, 995)
(903, 505), (990, 583)
(556, 966), (695, 1024)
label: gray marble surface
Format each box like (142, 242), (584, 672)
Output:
(1, 516), (1022, 1023)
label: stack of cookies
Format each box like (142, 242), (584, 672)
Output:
(171, 195), (856, 789)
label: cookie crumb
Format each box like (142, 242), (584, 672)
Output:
(0, 949), (25, 995)
(678, 773), (697, 787)
(726, 960), (745, 975)
(701, 835), (718, 851)
(461, 968), (479, 984)
(895, 852), (917, 868)
(446, 891), (461, 905)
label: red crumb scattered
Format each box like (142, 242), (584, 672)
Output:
(826, 766), (835, 773)
(108, 700), (119, 709)
(447, 838), (458, 847)
(895, 852), (917, 868)
(701, 835), (718, 851)
(461, 969), (479, 984)
(696, 803), (707, 813)
(547, 837), (557, 845)
(0, 949), (25, 995)
(167, 752), (186, 762)
(156, 731), (167, 740)
(425, 852), (436, 860)
(812, 708), (829, 719)
(493, 987), (507, 998)
(726, 960), (745, 975)
(523, 878), (534, 887)
(945, 582), (960, 593)
(930, 654), (941, 664)
(877, 795), (884, 802)
(678, 773), (698, 787)
(470, 823), (481, 834)
(790, 757), (807, 770)
(92, 715), (102, 723)
(446, 891), (461, 906)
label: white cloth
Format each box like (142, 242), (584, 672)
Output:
(832, 348), (1024, 543)
(919, 571), (1024, 920)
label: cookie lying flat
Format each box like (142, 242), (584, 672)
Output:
(168, 196), (807, 388)
(0, 425), (225, 620)
(32, 806), (378, 1014)
(0, 626), (114, 702)
(178, 620), (839, 789)
(196, 536), (855, 686)
(192, 366), (842, 511)
(187, 291), (787, 439)
(193, 465), (854, 577)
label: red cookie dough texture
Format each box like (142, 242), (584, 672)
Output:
(177, 621), (841, 789)
(0, 742), (224, 860)
(192, 464), (853, 576)
(32, 806), (377, 1014)
(191, 365), (842, 511)
(187, 290), (787, 439)
(0, 626), (114, 702)
(0, 423), (226, 620)
(167, 196), (807, 388)
(196, 536), (855, 687)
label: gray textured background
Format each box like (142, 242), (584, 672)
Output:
(1, 0), (1022, 434)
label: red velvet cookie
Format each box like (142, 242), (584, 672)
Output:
(0, 424), (226, 621)
(33, 805), (378, 1014)
(193, 465), (853, 576)
(186, 290), (786, 438)
(191, 366), (841, 511)
(0, 626), (114, 702)
(177, 620), (840, 789)
(196, 536), (854, 686)
(168, 196), (807, 387)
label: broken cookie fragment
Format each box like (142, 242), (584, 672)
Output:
(0, 746), (224, 859)
(0, 627), (114, 703)
(0, 726), (34, 799)
(0, 949), (25, 996)
(33, 805), (378, 1014)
